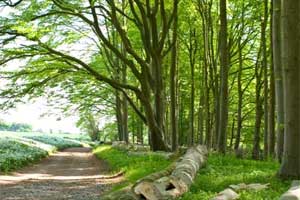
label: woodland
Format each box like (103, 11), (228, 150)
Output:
(0, 0), (300, 199)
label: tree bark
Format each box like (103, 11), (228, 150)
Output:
(116, 91), (124, 141)
(188, 27), (197, 146)
(253, 46), (263, 160)
(133, 145), (208, 200)
(235, 37), (243, 151)
(262, 0), (269, 160)
(278, 0), (300, 179)
(268, 0), (276, 158)
(218, 0), (229, 154)
(272, 0), (284, 162)
(170, 0), (179, 152)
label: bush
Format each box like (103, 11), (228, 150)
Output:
(0, 135), (83, 172)
(25, 136), (82, 149)
(0, 138), (49, 172)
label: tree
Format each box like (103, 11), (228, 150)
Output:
(278, 0), (300, 179)
(77, 113), (100, 141)
(217, 0), (229, 154)
(170, 0), (179, 151)
(0, 0), (180, 151)
(272, 0), (284, 162)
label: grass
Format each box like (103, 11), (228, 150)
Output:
(180, 153), (291, 200)
(93, 145), (172, 190)
(94, 146), (290, 199)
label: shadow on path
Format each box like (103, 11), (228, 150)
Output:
(0, 147), (123, 200)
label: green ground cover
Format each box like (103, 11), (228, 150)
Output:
(94, 145), (172, 191)
(180, 154), (291, 200)
(0, 131), (88, 172)
(95, 146), (291, 199)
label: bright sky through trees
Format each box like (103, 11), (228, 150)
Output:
(0, 99), (80, 133)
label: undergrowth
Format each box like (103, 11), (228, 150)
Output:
(94, 145), (172, 190)
(0, 134), (85, 173)
(180, 153), (291, 200)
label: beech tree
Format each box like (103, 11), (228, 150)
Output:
(0, 0), (180, 151)
(0, 0), (299, 178)
(278, 0), (300, 179)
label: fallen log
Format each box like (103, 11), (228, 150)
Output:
(211, 188), (239, 200)
(229, 183), (269, 191)
(280, 180), (300, 200)
(112, 141), (151, 152)
(133, 164), (176, 200)
(102, 185), (139, 200)
(127, 151), (175, 160)
(133, 145), (208, 199)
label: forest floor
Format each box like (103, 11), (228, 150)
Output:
(0, 147), (123, 200)
(180, 153), (291, 200)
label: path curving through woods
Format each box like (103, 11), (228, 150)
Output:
(0, 147), (123, 200)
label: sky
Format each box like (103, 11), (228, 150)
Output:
(0, 99), (80, 133)
(0, 3), (104, 134)
(0, 6), (80, 133)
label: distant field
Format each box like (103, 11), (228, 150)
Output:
(0, 131), (91, 172)
(0, 131), (90, 140)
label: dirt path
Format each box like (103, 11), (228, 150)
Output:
(0, 147), (123, 200)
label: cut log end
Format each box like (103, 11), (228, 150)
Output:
(280, 180), (300, 200)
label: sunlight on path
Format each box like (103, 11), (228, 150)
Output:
(0, 147), (123, 200)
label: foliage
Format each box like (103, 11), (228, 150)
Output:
(98, 122), (118, 142)
(0, 120), (32, 132)
(179, 154), (291, 200)
(0, 138), (49, 172)
(76, 112), (101, 141)
(0, 132), (85, 172)
(93, 145), (172, 187)
(25, 135), (82, 149)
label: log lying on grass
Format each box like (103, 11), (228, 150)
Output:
(112, 141), (150, 152)
(229, 183), (269, 191)
(102, 145), (207, 200)
(134, 145), (208, 200)
(210, 182), (269, 200)
(211, 188), (239, 200)
(280, 180), (300, 200)
(127, 151), (175, 160)
(102, 185), (139, 200)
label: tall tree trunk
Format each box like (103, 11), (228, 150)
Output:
(153, 58), (166, 146)
(140, 74), (168, 151)
(122, 64), (128, 143)
(217, 0), (229, 154)
(253, 48), (263, 160)
(137, 102), (144, 144)
(116, 91), (124, 141)
(230, 117), (235, 149)
(170, 0), (178, 151)
(268, 0), (275, 158)
(198, 1), (214, 149)
(188, 27), (197, 146)
(262, 0), (269, 159)
(235, 38), (243, 151)
(120, 0), (128, 143)
(278, 0), (300, 179)
(205, 64), (211, 148)
(272, 0), (284, 162)
(198, 92), (205, 144)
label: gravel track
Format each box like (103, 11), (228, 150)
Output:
(0, 147), (122, 200)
